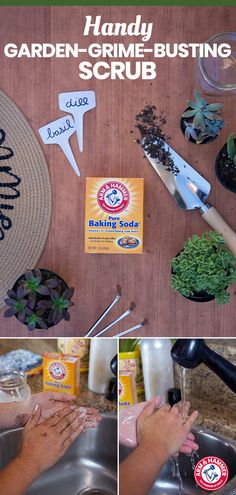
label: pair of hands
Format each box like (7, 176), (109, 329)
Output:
(137, 398), (199, 460)
(18, 392), (102, 475)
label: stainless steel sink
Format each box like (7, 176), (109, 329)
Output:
(120, 428), (236, 495)
(0, 413), (117, 495)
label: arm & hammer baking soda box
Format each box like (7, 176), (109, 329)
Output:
(43, 352), (80, 396)
(85, 178), (144, 254)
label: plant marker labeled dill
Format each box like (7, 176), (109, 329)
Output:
(39, 115), (80, 176)
(59, 91), (96, 152)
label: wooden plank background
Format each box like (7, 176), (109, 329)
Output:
(0, 6), (236, 337)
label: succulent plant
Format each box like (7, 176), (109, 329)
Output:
(38, 287), (74, 326)
(227, 133), (236, 166)
(182, 90), (224, 144)
(4, 286), (28, 322)
(25, 309), (48, 331)
(4, 268), (74, 331)
(171, 231), (236, 304)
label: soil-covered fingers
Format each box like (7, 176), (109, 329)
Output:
(50, 393), (77, 402)
(46, 404), (76, 427)
(60, 415), (85, 441)
(24, 404), (41, 432)
(55, 408), (85, 433)
(82, 415), (102, 428)
(62, 424), (85, 452)
(77, 407), (100, 416)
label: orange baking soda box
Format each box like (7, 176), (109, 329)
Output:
(85, 178), (144, 254)
(119, 371), (138, 407)
(43, 352), (80, 396)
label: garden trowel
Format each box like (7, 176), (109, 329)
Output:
(143, 137), (236, 257)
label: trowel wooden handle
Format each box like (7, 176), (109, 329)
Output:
(202, 206), (236, 258)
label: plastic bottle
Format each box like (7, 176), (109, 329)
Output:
(141, 339), (174, 401)
(88, 339), (117, 394)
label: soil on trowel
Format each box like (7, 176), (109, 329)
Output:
(134, 105), (179, 175)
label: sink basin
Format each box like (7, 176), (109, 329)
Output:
(0, 413), (117, 495)
(120, 428), (236, 495)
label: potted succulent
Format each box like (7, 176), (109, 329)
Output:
(171, 231), (236, 304)
(215, 133), (236, 193)
(180, 89), (224, 144)
(4, 268), (74, 330)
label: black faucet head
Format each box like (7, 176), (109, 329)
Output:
(110, 354), (117, 377)
(171, 339), (206, 368)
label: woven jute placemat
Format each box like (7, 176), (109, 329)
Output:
(0, 90), (52, 309)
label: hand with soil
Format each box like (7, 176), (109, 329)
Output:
(21, 391), (100, 425)
(137, 400), (198, 459)
(18, 403), (86, 474)
(0, 403), (101, 495)
(17, 391), (77, 425)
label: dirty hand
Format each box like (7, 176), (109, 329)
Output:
(137, 400), (198, 460)
(18, 392), (101, 426)
(19, 403), (99, 474)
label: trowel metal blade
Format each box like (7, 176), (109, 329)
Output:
(143, 138), (211, 211)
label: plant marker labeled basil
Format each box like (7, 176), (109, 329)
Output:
(38, 115), (80, 177)
(59, 91), (96, 152)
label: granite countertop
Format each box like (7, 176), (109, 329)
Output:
(0, 339), (117, 414)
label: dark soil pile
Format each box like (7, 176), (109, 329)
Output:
(134, 105), (179, 175)
(216, 143), (236, 192)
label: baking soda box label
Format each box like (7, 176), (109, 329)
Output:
(85, 178), (144, 254)
(43, 352), (80, 396)
(119, 371), (138, 407)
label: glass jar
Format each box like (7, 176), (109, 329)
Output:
(0, 371), (31, 402)
(198, 32), (236, 95)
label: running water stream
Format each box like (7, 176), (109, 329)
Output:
(179, 366), (187, 422)
(169, 366), (199, 494)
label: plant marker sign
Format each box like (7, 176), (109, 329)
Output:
(38, 115), (80, 177)
(194, 456), (229, 491)
(59, 91), (96, 152)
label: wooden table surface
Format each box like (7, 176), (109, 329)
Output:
(1, 6), (236, 337)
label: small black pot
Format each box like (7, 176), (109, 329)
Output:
(215, 142), (236, 193)
(13, 268), (68, 329)
(180, 107), (217, 145)
(171, 253), (215, 303)
(182, 291), (215, 303)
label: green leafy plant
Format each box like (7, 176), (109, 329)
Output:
(119, 339), (140, 353)
(227, 133), (236, 166)
(182, 90), (224, 144)
(171, 231), (236, 304)
(4, 268), (74, 331)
